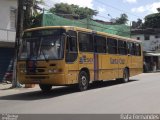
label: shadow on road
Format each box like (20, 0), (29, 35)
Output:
(0, 79), (138, 101)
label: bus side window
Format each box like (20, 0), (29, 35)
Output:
(138, 44), (141, 56)
(118, 40), (127, 55)
(107, 38), (117, 54)
(129, 42), (135, 55)
(94, 35), (106, 53)
(135, 43), (141, 56)
(78, 32), (93, 52)
(65, 30), (78, 63)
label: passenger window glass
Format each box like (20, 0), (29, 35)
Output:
(94, 35), (106, 53)
(107, 38), (117, 54)
(118, 40), (127, 55)
(65, 30), (78, 63)
(79, 33), (93, 52)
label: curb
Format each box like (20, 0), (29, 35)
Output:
(0, 83), (12, 90)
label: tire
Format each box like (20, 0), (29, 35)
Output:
(121, 69), (129, 83)
(78, 71), (89, 91)
(39, 84), (52, 92)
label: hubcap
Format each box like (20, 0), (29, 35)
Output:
(124, 71), (128, 82)
(81, 76), (87, 86)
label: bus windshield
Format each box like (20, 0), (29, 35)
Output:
(19, 29), (65, 60)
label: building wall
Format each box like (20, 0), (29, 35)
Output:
(131, 34), (160, 52)
(0, 0), (17, 30)
(132, 33), (160, 71)
(0, 0), (17, 82)
(0, 0), (17, 44)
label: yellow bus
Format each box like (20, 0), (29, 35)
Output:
(18, 26), (143, 91)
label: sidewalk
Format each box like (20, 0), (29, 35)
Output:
(0, 83), (39, 97)
(0, 83), (12, 90)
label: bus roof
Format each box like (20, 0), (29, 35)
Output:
(25, 26), (141, 43)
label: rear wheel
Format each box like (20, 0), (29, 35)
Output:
(121, 69), (129, 83)
(78, 71), (89, 91)
(39, 84), (52, 92)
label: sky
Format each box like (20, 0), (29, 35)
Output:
(44, 0), (160, 22)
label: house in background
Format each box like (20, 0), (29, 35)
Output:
(131, 28), (160, 72)
(0, 0), (17, 82)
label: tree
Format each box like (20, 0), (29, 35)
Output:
(144, 13), (160, 28)
(157, 8), (160, 13)
(49, 3), (98, 19)
(132, 18), (143, 29)
(23, 0), (44, 29)
(143, 8), (160, 28)
(115, 13), (128, 24)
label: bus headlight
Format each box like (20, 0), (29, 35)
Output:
(48, 69), (54, 73)
(48, 69), (62, 73)
(20, 69), (27, 73)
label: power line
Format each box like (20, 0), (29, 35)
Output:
(43, 1), (138, 24)
(94, 0), (141, 19)
(43, 0), (142, 21)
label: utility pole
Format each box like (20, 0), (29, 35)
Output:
(24, 0), (33, 29)
(12, 0), (25, 88)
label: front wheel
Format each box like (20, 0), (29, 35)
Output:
(39, 84), (52, 92)
(78, 71), (89, 91)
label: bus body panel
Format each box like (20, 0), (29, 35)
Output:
(17, 26), (143, 86)
(78, 53), (94, 81)
(18, 60), (67, 85)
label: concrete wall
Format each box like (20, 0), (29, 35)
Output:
(0, 0), (17, 45)
(131, 34), (160, 52)
(0, 0), (17, 30)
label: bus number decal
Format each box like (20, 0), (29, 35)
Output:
(110, 58), (125, 64)
(79, 55), (94, 64)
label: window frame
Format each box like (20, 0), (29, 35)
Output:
(65, 30), (78, 63)
(118, 40), (127, 55)
(78, 32), (94, 53)
(94, 35), (107, 53)
(107, 37), (118, 54)
(144, 35), (150, 41)
(135, 43), (141, 56)
(10, 7), (17, 30)
(137, 37), (140, 40)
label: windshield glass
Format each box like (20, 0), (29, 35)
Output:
(19, 29), (65, 60)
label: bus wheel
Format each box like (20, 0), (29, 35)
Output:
(39, 84), (52, 92)
(122, 69), (129, 83)
(78, 71), (89, 91)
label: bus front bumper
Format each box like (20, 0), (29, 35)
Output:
(18, 74), (66, 85)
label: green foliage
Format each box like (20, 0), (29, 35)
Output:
(49, 3), (98, 19)
(157, 8), (160, 13)
(144, 13), (160, 28)
(132, 18), (142, 29)
(23, 0), (44, 29)
(115, 13), (128, 24)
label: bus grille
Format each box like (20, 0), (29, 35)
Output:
(26, 76), (49, 80)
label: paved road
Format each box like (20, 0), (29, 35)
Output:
(0, 73), (160, 114)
